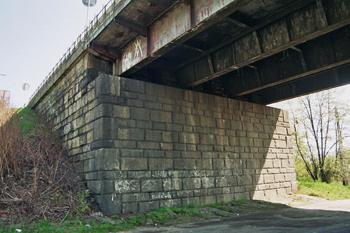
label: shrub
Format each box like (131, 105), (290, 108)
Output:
(0, 101), (85, 224)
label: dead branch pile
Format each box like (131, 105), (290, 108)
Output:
(0, 103), (87, 224)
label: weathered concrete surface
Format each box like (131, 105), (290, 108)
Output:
(127, 199), (350, 233)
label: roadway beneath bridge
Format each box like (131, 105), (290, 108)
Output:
(128, 198), (350, 233)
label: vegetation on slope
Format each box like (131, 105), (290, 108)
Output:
(297, 178), (350, 200)
(0, 103), (87, 224)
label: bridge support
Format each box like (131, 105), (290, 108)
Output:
(32, 54), (296, 214)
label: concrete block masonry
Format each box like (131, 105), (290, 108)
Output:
(33, 61), (296, 214)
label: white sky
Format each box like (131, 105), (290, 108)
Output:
(0, 0), (350, 108)
(269, 85), (350, 110)
(0, 0), (111, 107)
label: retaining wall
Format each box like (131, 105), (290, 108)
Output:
(32, 54), (297, 214)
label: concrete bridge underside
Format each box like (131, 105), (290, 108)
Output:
(88, 0), (350, 104)
(29, 0), (350, 107)
(27, 0), (350, 214)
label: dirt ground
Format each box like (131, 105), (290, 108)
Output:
(258, 193), (331, 207)
(124, 195), (350, 233)
(259, 193), (350, 212)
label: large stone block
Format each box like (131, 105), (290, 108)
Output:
(183, 178), (201, 190)
(150, 110), (172, 123)
(152, 171), (168, 178)
(95, 194), (121, 214)
(174, 159), (196, 170)
(149, 158), (173, 170)
(216, 136), (229, 146)
(118, 128), (144, 141)
(122, 193), (150, 203)
(127, 171), (152, 179)
(94, 148), (120, 171)
(115, 180), (140, 193)
(96, 75), (121, 96)
(200, 134), (216, 145)
(137, 142), (160, 150)
(139, 201), (160, 212)
(200, 116), (215, 128)
(121, 158), (148, 170)
(145, 130), (162, 142)
(146, 82), (166, 97)
(274, 174), (285, 182)
(87, 181), (101, 194)
(93, 118), (116, 140)
(160, 199), (182, 208)
(141, 179), (162, 192)
(145, 150), (165, 158)
(162, 131), (178, 143)
(122, 78), (145, 93)
(130, 107), (150, 120)
(163, 177), (182, 191)
(196, 159), (212, 169)
(179, 133), (199, 144)
(151, 192), (172, 201)
(186, 115), (200, 126)
(200, 195), (217, 205)
(120, 149), (143, 157)
(122, 203), (138, 214)
(202, 177), (215, 189)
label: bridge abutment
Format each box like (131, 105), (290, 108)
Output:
(27, 0), (350, 214)
(33, 54), (296, 214)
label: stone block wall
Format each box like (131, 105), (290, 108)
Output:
(33, 53), (113, 158)
(33, 56), (296, 214)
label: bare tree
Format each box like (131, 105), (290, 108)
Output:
(292, 90), (350, 183)
(335, 107), (350, 185)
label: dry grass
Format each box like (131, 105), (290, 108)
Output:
(0, 100), (88, 224)
(0, 101), (21, 181)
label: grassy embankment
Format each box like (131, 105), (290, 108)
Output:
(297, 178), (350, 200)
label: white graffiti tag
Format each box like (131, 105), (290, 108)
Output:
(134, 39), (143, 58)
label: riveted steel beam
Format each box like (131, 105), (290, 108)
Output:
(172, 0), (316, 72)
(245, 64), (350, 105)
(176, 0), (350, 88)
(221, 25), (350, 98)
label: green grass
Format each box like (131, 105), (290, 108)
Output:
(15, 107), (39, 136)
(0, 198), (279, 233)
(297, 178), (350, 200)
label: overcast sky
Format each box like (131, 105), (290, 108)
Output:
(1, 0), (350, 109)
(0, 0), (111, 107)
